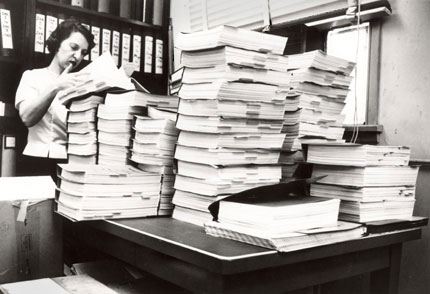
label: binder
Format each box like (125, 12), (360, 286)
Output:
(155, 39), (163, 74)
(0, 3), (13, 57)
(143, 35), (153, 73)
(120, 0), (132, 18)
(143, 0), (154, 23)
(152, 0), (163, 26)
(90, 20), (101, 60)
(132, 34), (142, 72)
(112, 30), (120, 66)
(34, 10), (46, 64)
(121, 30), (131, 65)
(101, 28), (112, 54)
(71, 0), (84, 7)
(45, 12), (58, 54)
(1, 134), (16, 177)
(98, 0), (110, 13)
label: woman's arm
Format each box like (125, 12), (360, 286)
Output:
(17, 65), (89, 127)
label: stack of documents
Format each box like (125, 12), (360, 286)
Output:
(130, 107), (179, 216)
(308, 143), (419, 222)
(67, 95), (104, 164)
(204, 182), (365, 252)
(97, 97), (145, 166)
(56, 164), (162, 221)
(172, 26), (289, 226)
(278, 51), (355, 181)
(205, 220), (365, 252)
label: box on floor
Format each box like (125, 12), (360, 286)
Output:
(0, 176), (62, 284)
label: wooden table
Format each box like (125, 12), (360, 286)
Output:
(70, 218), (422, 294)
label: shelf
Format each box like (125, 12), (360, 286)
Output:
(37, 0), (162, 30)
(0, 55), (21, 65)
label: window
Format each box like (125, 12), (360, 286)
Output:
(327, 22), (370, 125)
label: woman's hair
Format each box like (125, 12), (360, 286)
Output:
(46, 19), (95, 55)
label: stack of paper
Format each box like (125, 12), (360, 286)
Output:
(56, 164), (162, 221)
(130, 107), (179, 216)
(67, 95), (104, 164)
(203, 189), (365, 252)
(169, 67), (184, 95)
(277, 51), (355, 182)
(97, 98), (145, 166)
(308, 143), (419, 222)
(172, 26), (289, 226)
(175, 25), (287, 55)
(205, 220), (365, 252)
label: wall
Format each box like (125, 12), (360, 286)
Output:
(170, 0), (191, 71)
(378, 0), (430, 293)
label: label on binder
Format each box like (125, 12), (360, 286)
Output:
(155, 39), (163, 74)
(102, 28), (111, 53)
(132, 35), (141, 72)
(121, 33), (130, 63)
(91, 26), (100, 59)
(112, 31), (120, 65)
(0, 9), (13, 49)
(45, 15), (58, 54)
(34, 13), (45, 53)
(144, 36), (153, 73)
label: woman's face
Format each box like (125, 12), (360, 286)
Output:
(56, 31), (89, 71)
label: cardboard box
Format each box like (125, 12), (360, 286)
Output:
(0, 176), (63, 284)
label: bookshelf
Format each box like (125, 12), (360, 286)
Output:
(0, 0), (171, 175)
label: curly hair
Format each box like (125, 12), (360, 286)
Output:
(46, 19), (95, 56)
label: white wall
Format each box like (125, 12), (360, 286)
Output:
(378, 0), (430, 161)
(170, 0), (192, 71)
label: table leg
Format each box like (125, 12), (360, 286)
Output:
(370, 243), (402, 294)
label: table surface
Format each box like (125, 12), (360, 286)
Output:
(89, 217), (422, 275)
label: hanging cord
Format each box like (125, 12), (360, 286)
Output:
(349, 0), (361, 143)
(262, 0), (272, 32)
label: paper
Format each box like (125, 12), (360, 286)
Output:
(34, 13), (45, 53)
(0, 9), (13, 49)
(0, 278), (69, 294)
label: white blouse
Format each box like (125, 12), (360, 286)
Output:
(15, 68), (68, 159)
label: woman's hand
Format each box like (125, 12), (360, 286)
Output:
(54, 63), (90, 92)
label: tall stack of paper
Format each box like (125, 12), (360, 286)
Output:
(67, 95), (104, 164)
(278, 50), (355, 182)
(172, 26), (289, 226)
(56, 164), (162, 221)
(308, 143), (419, 222)
(130, 107), (179, 216)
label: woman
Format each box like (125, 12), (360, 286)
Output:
(15, 19), (95, 179)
